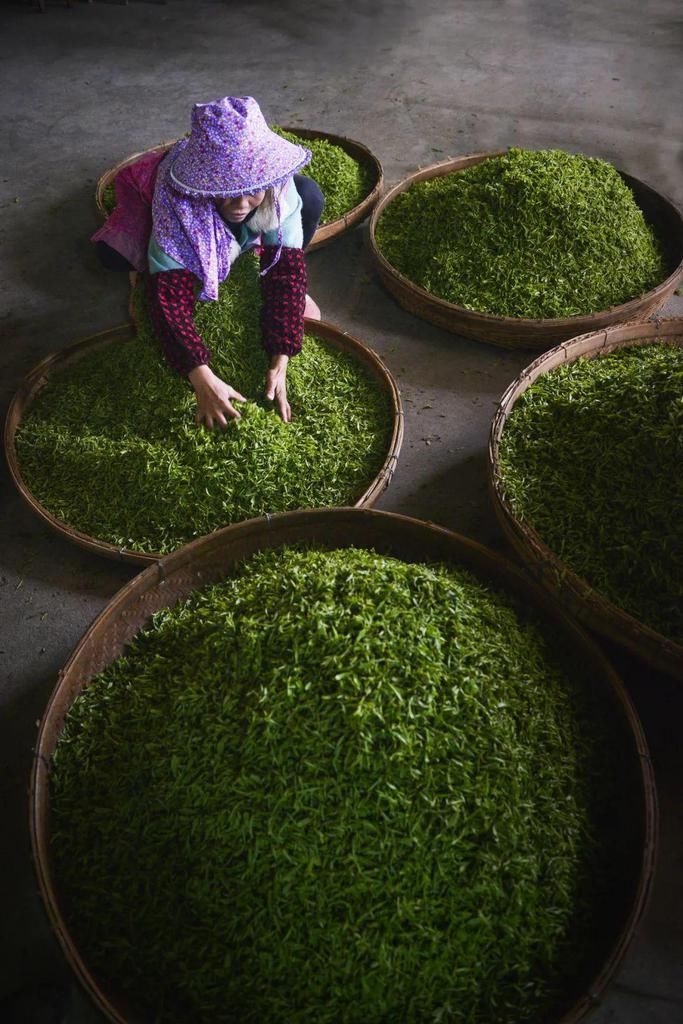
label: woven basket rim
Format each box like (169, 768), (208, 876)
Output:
(488, 317), (683, 678)
(368, 149), (683, 328)
(94, 127), (384, 249)
(29, 507), (657, 1024)
(4, 321), (403, 566)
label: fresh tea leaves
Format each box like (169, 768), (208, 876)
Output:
(101, 181), (116, 215)
(16, 256), (393, 554)
(51, 545), (633, 1024)
(498, 342), (683, 641)
(273, 127), (375, 224)
(375, 148), (665, 319)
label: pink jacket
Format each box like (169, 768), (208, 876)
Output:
(91, 149), (167, 271)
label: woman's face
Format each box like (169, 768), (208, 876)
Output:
(217, 190), (266, 223)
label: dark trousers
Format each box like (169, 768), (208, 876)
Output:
(96, 240), (134, 272)
(96, 174), (325, 272)
(294, 173), (325, 248)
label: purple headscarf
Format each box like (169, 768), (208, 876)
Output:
(152, 141), (233, 301)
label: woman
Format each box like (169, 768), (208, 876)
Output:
(93, 96), (325, 425)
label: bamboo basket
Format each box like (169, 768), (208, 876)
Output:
(368, 151), (683, 350)
(489, 318), (683, 678)
(4, 322), (403, 565)
(30, 508), (656, 1024)
(95, 128), (384, 252)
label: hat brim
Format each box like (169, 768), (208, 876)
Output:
(169, 137), (312, 199)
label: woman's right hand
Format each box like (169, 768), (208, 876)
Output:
(188, 365), (246, 429)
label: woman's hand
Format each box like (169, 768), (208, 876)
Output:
(265, 354), (291, 423)
(188, 365), (246, 429)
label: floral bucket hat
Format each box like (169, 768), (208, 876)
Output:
(169, 96), (311, 198)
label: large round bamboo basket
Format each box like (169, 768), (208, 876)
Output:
(94, 128), (384, 252)
(31, 508), (656, 1024)
(4, 322), (403, 565)
(368, 151), (683, 350)
(489, 318), (683, 678)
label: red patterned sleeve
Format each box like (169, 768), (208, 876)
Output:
(145, 270), (211, 376)
(259, 245), (307, 357)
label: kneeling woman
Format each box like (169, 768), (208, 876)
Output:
(93, 96), (324, 425)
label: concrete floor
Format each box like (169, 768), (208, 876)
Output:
(1, 0), (682, 1020)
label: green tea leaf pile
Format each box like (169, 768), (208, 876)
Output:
(273, 127), (375, 224)
(497, 342), (683, 642)
(50, 545), (633, 1024)
(101, 180), (116, 215)
(375, 148), (665, 318)
(16, 257), (392, 554)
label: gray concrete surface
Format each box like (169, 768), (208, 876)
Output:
(1, 0), (682, 1020)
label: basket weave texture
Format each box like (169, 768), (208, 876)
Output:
(489, 317), (683, 678)
(30, 507), (657, 1024)
(368, 151), (683, 350)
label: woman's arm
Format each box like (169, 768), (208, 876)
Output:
(259, 244), (307, 358)
(146, 270), (246, 427)
(147, 239), (307, 425)
(259, 245), (307, 422)
(146, 269), (210, 376)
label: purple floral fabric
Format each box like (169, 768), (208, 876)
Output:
(170, 97), (310, 198)
(152, 141), (233, 301)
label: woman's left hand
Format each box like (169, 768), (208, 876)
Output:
(265, 354), (291, 423)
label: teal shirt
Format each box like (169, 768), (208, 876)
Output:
(148, 180), (304, 274)
(148, 234), (185, 274)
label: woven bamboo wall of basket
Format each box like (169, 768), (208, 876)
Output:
(30, 507), (657, 1024)
(488, 318), (683, 678)
(368, 151), (683, 350)
(4, 321), (403, 565)
(94, 128), (384, 252)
